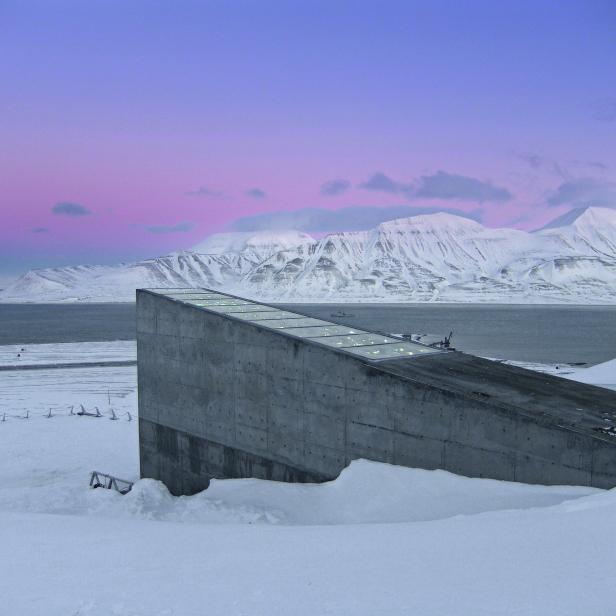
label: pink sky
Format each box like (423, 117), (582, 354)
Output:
(1, 1), (615, 275)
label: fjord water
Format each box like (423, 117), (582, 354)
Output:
(283, 303), (616, 365)
(1, 302), (615, 366)
(0, 304), (136, 345)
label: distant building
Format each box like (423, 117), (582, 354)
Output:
(137, 288), (616, 495)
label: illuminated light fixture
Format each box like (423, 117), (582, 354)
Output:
(159, 288), (441, 362)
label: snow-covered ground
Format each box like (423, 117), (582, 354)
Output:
(563, 358), (616, 391)
(489, 358), (578, 376)
(489, 359), (616, 391)
(0, 340), (136, 367)
(1, 343), (616, 615)
(0, 364), (136, 417)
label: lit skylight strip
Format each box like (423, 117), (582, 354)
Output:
(310, 333), (397, 348)
(203, 304), (277, 314)
(234, 310), (305, 321)
(146, 287), (443, 362)
(257, 317), (330, 329)
(149, 287), (204, 292)
(184, 298), (252, 307)
(282, 324), (362, 338)
(166, 293), (229, 300)
(348, 342), (440, 359)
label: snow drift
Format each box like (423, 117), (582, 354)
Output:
(2, 342), (616, 616)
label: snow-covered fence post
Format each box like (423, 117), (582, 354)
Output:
(77, 405), (102, 418)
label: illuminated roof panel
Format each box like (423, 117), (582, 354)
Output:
(349, 342), (440, 359)
(311, 333), (397, 348)
(203, 303), (277, 314)
(166, 293), (229, 300)
(151, 287), (442, 362)
(283, 324), (361, 338)
(234, 310), (305, 321)
(184, 298), (253, 307)
(257, 317), (330, 329)
(147, 288), (204, 292)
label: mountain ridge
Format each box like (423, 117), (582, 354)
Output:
(3, 207), (616, 303)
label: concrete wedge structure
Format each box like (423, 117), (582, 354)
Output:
(137, 288), (616, 495)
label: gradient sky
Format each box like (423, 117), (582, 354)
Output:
(1, 0), (615, 278)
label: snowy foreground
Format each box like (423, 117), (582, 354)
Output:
(0, 340), (136, 367)
(1, 344), (616, 615)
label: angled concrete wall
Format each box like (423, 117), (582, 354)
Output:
(137, 290), (616, 495)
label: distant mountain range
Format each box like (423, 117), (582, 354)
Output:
(3, 206), (616, 303)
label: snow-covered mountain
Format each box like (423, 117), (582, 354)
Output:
(189, 229), (314, 257)
(3, 207), (616, 303)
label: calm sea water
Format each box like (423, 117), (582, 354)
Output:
(0, 304), (136, 345)
(1, 303), (615, 365)
(282, 303), (616, 366)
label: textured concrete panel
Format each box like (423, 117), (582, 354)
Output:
(393, 432), (445, 470)
(303, 413), (346, 449)
(138, 289), (616, 493)
(444, 440), (516, 481)
(346, 421), (395, 463)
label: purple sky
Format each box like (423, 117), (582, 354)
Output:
(1, 1), (615, 276)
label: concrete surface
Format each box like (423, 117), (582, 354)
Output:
(137, 289), (616, 494)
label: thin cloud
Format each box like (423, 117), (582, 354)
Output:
(52, 202), (91, 217)
(546, 178), (616, 208)
(414, 171), (513, 203)
(32, 227), (48, 233)
(515, 152), (609, 180)
(185, 186), (223, 198)
(145, 221), (195, 234)
(359, 171), (512, 203)
(591, 97), (616, 122)
(515, 152), (569, 179)
(230, 205), (483, 233)
(320, 179), (351, 196)
(246, 188), (266, 199)
(359, 172), (412, 196)
(586, 161), (609, 172)
(516, 152), (543, 170)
